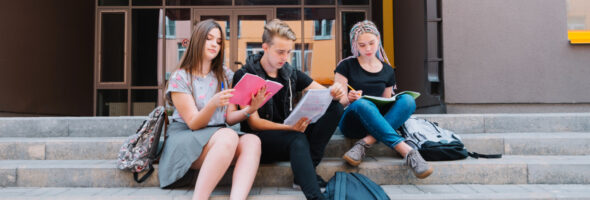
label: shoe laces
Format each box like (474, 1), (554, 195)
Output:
(405, 150), (423, 168)
(352, 141), (370, 156)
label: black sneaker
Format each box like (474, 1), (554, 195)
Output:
(293, 174), (328, 189)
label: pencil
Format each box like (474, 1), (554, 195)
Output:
(347, 84), (355, 91)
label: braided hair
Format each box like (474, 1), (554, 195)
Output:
(344, 20), (390, 65)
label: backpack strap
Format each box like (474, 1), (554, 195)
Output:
(136, 120), (147, 134)
(350, 173), (389, 200)
(334, 172), (347, 200)
(155, 113), (169, 159)
(468, 152), (502, 159)
(133, 164), (155, 183)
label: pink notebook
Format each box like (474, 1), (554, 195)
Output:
(230, 73), (283, 107)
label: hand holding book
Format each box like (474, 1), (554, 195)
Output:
(249, 86), (270, 111)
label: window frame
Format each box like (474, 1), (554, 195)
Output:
(566, 0), (590, 44)
(96, 9), (129, 87)
(314, 19), (333, 40)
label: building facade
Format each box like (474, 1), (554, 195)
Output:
(0, 0), (589, 116)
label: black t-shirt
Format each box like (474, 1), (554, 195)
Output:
(334, 58), (395, 97)
(232, 68), (313, 123)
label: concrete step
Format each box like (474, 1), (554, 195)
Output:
(356, 132), (590, 158)
(1, 113), (590, 137)
(1, 185), (590, 200)
(2, 133), (589, 160)
(1, 156), (589, 187)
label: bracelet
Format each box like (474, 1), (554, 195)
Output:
(243, 110), (251, 118)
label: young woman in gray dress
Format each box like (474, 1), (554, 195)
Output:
(159, 19), (268, 200)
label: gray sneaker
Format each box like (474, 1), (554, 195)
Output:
(342, 140), (372, 166)
(405, 149), (433, 179)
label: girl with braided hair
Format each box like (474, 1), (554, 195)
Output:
(334, 20), (433, 179)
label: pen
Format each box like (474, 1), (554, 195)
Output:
(221, 82), (226, 115)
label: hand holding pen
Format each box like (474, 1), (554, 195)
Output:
(212, 82), (234, 108)
(347, 84), (363, 102)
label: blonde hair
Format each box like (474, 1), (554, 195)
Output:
(262, 19), (297, 45)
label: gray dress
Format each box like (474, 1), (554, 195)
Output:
(158, 68), (234, 188)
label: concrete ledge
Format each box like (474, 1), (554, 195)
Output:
(0, 118), (68, 137)
(447, 103), (590, 114)
(483, 113), (590, 133)
(2, 113), (590, 137)
(502, 132), (590, 155)
(0, 167), (16, 187)
(0, 141), (45, 160)
(416, 114), (485, 133)
(44, 138), (122, 160)
(2, 133), (589, 160)
(1, 156), (590, 187)
(67, 117), (145, 137)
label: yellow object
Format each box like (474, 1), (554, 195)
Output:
(347, 84), (356, 91)
(568, 30), (590, 44)
(383, 0), (395, 68)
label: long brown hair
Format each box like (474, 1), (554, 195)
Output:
(178, 19), (227, 92)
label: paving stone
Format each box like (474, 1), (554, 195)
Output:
(416, 185), (459, 194)
(3, 185), (590, 200)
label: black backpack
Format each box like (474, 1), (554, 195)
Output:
(399, 117), (501, 161)
(323, 172), (390, 200)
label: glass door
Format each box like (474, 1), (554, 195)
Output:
(338, 9), (368, 61)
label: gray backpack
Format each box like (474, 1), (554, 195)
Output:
(117, 106), (168, 183)
(399, 117), (501, 161)
(400, 117), (463, 149)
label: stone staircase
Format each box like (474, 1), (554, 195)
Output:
(1, 113), (590, 199)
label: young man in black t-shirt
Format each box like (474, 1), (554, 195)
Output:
(232, 19), (345, 200)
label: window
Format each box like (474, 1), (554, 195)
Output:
(291, 44), (311, 73)
(566, 0), (590, 44)
(246, 43), (263, 57)
(99, 12), (126, 83)
(304, 8), (335, 83)
(165, 9), (190, 81)
(226, 25), (231, 40)
(177, 43), (186, 61)
(314, 19), (333, 40)
(166, 16), (176, 39)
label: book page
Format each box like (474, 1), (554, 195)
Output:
(262, 80), (284, 106)
(361, 91), (420, 105)
(284, 89), (333, 126)
(229, 73), (283, 107)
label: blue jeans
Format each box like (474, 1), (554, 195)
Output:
(338, 94), (416, 149)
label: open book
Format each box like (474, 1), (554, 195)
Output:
(284, 89), (333, 126)
(360, 91), (421, 107)
(229, 73), (283, 107)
